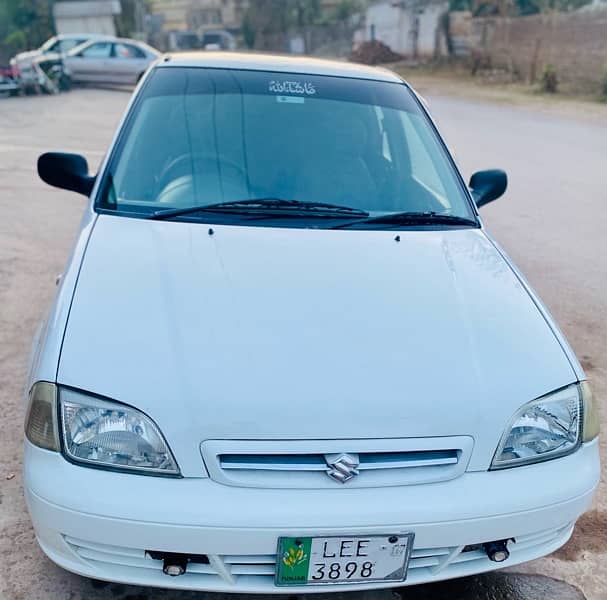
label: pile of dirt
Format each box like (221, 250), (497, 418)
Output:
(350, 40), (403, 65)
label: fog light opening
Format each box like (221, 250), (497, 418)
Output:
(146, 550), (209, 576)
(161, 553), (188, 576)
(483, 540), (511, 563)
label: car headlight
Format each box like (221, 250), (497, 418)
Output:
(491, 382), (598, 470)
(25, 383), (180, 476)
(25, 381), (60, 451)
(581, 380), (600, 442)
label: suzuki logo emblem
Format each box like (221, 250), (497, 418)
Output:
(324, 453), (360, 483)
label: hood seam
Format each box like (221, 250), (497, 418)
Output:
(483, 232), (582, 383)
(54, 212), (100, 383)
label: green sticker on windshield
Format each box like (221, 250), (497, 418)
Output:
(277, 96), (305, 104)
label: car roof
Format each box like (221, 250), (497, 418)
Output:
(69, 37), (158, 53)
(57, 33), (111, 40)
(74, 36), (137, 46)
(113, 37), (147, 44)
(159, 52), (403, 84)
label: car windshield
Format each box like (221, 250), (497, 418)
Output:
(97, 67), (475, 227)
(40, 37), (86, 53)
(39, 37), (59, 52)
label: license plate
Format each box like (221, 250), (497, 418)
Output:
(275, 534), (414, 586)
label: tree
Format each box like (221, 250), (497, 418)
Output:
(331, 0), (364, 22)
(448, 0), (591, 14)
(242, 0), (322, 50)
(0, 0), (54, 60)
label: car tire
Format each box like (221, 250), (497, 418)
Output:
(59, 74), (72, 92)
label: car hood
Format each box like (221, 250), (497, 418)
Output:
(58, 215), (576, 475)
(12, 49), (42, 67)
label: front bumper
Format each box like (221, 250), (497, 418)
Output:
(24, 439), (600, 593)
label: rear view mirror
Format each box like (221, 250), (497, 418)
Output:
(469, 169), (507, 208)
(38, 152), (95, 197)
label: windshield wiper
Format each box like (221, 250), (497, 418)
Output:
(331, 211), (478, 229)
(150, 198), (369, 220)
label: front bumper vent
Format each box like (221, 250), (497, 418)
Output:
(63, 523), (574, 588)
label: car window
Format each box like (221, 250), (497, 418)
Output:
(399, 113), (449, 201)
(114, 43), (146, 59)
(59, 39), (87, 53)
(99, 68), (473, 224)
(80, 42), (112, 58)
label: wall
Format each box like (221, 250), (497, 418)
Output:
(365, 2), (413, 54)
(149, 0), (191, 31)
(150, 0), (248, 33)
(359, 0), (448, 58)
(471, 9), (607, 93)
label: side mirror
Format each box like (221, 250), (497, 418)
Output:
(37, 152), (95, 196)
(469, 169), (507, 208)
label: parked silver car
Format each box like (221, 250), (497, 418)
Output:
(63, 38), (160, 86)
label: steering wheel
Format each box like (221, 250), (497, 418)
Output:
(155, 153), (248, 202)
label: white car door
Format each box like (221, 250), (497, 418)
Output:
(66, 41), (113, 83)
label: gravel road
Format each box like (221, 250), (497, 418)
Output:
(0, 88), (604, 600)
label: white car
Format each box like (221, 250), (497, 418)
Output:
(10, 34), (107, 94)
(26, 53), (600, 593)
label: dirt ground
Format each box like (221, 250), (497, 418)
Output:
(0, 86), (605, 600)
(392, 64), (607, 123)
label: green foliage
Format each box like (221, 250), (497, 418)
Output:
(242, 12), (256, 49)
(293, 0), (321, 27)
(4, 30), (27, 47)
(540, 64), (558, 93)
(242, 0), (322, 49)
(331, 0), (364, 22)
(449, 0), (473, 10)
(0, 0), (54, 60)
(449, 0), (592, 15)
(601, 67), (607, 101)
(517, 0), (592, 13)
(243, 0), (362, 49)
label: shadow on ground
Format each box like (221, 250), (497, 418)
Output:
(85, 572), (584, 600)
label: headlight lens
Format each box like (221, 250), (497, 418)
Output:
(60, 388), (180, 476)
(491, 384), (582, 469)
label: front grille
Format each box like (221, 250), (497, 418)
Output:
(63, 523), (573, 588)
(202, 437), (473, 488)
(201, 436), (473, 489)
(220, 449), (459, 471)
(223, 554), (276, 577)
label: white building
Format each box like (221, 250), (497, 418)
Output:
(53, 0), (121, 35)
(356, 0), (448, 58)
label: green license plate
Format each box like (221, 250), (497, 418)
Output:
(275, 534), (414, 586)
